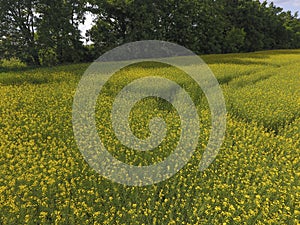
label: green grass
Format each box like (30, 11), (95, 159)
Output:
(0, 49), (299, 224)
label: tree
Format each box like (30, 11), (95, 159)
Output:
(1, 0), (300, 65)
(223, 27), (246, 53)
(36, 0), (87, 65)
(88, 0), (227, 55)
(280, 11), (300, 49)
(0, 0), (40, 65)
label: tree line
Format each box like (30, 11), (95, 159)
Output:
(1, 0), (300, 66)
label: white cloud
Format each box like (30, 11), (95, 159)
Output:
(268, 0), (299, 13)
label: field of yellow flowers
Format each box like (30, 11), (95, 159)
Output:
(0, 50), (299, 224)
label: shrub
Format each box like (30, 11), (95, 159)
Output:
(0, 58), (27, 71)
(39, 48), (59, 66)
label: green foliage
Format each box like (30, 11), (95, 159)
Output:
(36, 0), (87, 64)
(0, 0), (300, 64)
(0, 0), (40, 65)
(223, 27), (246, 53)
(89, 0), (300, 55)
(0, 58), (27, 71)
(0, 0), (88, 66)
(38, 48), (59, 66)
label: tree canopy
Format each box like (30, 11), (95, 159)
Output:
(1, 0), (299, 65)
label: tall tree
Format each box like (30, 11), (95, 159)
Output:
(88, 0), (227, 55)
(1, 0), (300, 65)
(36, 0), (87, 65)
(0, 0), (40, 65)
(280, 11), (300, 49)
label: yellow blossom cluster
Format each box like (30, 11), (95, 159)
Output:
(0, 50), (299, 224)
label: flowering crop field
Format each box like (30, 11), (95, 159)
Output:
(0, 50), (299, 224)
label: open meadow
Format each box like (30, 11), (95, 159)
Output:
(0, 50), (299, 224)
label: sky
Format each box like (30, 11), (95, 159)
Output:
(79, 1), (300, 41)
(268, 0), (300, 13)
(79, 12), (96, 44)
